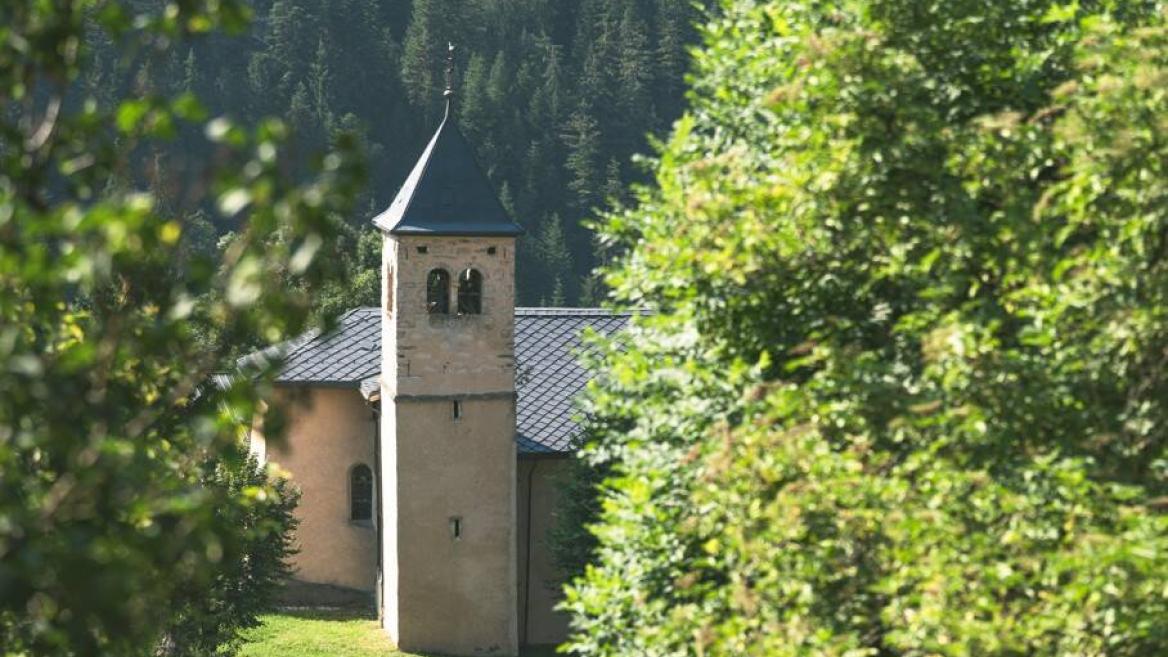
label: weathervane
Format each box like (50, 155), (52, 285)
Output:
(444, 42), (456, 111)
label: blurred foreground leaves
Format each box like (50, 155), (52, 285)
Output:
(0, 1), (364, 655)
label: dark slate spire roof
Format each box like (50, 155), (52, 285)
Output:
(258, 307), (631, 455)
(372, 110), (522, 236)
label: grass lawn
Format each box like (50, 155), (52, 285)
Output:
(239, 608), (559, 657)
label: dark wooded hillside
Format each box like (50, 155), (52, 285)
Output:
(87, 0), (706, 309)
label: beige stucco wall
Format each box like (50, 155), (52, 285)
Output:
(381, 234), (519, 656)
(517, 457), (571, 646)
(257, 387), (378, 592)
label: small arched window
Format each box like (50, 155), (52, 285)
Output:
(350, 464), (373, 523)
(457, 268), (483, 315)
(426, 269), (450, 314)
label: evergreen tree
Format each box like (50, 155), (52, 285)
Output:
(181, 48), (200, 95)
(287, 82), (316, 145)
(458, 52), (492, 140)
(602, 158), (623, 207)
(532, 213), (573, 305)
(652, 0), (692, 107)
(615, 5), (654, 142)
(308, 37), (334, 132)
(562, 110), (602, 212)
(97, 0), (713, 307)
(528, 37), (565, 132)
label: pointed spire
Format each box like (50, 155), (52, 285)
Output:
(443, 42), (455, 116)
(371, 40), (521, 237)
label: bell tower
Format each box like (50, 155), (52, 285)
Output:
(374, 44), (523, 656)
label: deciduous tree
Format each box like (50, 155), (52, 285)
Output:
(562, 2), (1168, 655)
(0, 2), (364, 655)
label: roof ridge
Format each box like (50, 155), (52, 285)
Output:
(353, 305), (636, 317)
(277, 326), (324, 363)
(278, 306), (367, 363)
(236, 326), (319, 372)
(514, 307), (634, 316)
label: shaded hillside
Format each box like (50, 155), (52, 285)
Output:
(89, 0), (706, 308)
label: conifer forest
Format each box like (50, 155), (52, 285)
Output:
(91, 0), (705, 311)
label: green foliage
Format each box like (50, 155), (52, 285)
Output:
(0, 1), (364, 656)
(531, 214), (574, 305)
(562, 2), (1168, 655)
(106, 0), (709, 307)
(163, 450), (300, 657)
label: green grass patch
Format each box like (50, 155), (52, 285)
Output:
(239, 608), (413, 657)
(239, 608), (561, 657)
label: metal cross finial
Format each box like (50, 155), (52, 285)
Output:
(443, 42), (456, 101)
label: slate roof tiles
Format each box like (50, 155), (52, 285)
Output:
(276, 308), (381, 385)
(371, 112), (523, 237)
(514, 308), (629, 453)
(268, 306), (630, 455)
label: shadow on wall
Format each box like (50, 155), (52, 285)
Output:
(277, 579), (375, 610)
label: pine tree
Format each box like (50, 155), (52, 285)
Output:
(458, 52), (491, 139)
(308, 37), (335, 132)
(181, 49), (200, 95)
(533, 213), (573, 304)
(497, 181), (517, 222)
(602, 157), (623, 207)
(549, 277), (566, 307)
(486, 51), (511, 108)
(562, 110), (602, 212)
(577, 273), (600, 307)
(288, 81), (317, 148)
(652, 0), (694, 115)
(121, 0), (712, 309)
(528, 36), (566, 139)
(400, 0), (437, 112)
(616, 5), (654, 130)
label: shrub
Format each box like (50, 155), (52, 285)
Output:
(161, 448), (300, 657)
(563, 2), (1168, 656)
(0, 2), (362, 655)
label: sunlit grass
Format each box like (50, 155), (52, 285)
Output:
(239, 608), (413, 657)
(238, 608), (561, 657)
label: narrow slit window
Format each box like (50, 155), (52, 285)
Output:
(350, 464), (373, 522)
(457, 268), (482, 315)
(450, 516), (462, 540)
(452, 400), (462, 420)
(427, 268), (450, 314)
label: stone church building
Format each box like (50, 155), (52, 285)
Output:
(245, 102), (626, 655)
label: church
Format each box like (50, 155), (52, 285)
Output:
(243, 79), (625, 655)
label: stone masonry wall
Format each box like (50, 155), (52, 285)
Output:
(385, 235), (516, 398)
(381, 233), (519, 656)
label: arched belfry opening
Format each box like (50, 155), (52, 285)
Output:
(427, 268), (450, 314)
(457, 268), (482, 315)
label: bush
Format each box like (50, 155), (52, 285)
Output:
(0, 2), (362, 655)
(562, 2), (1168, 656)
(161, 448), (300, 657)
